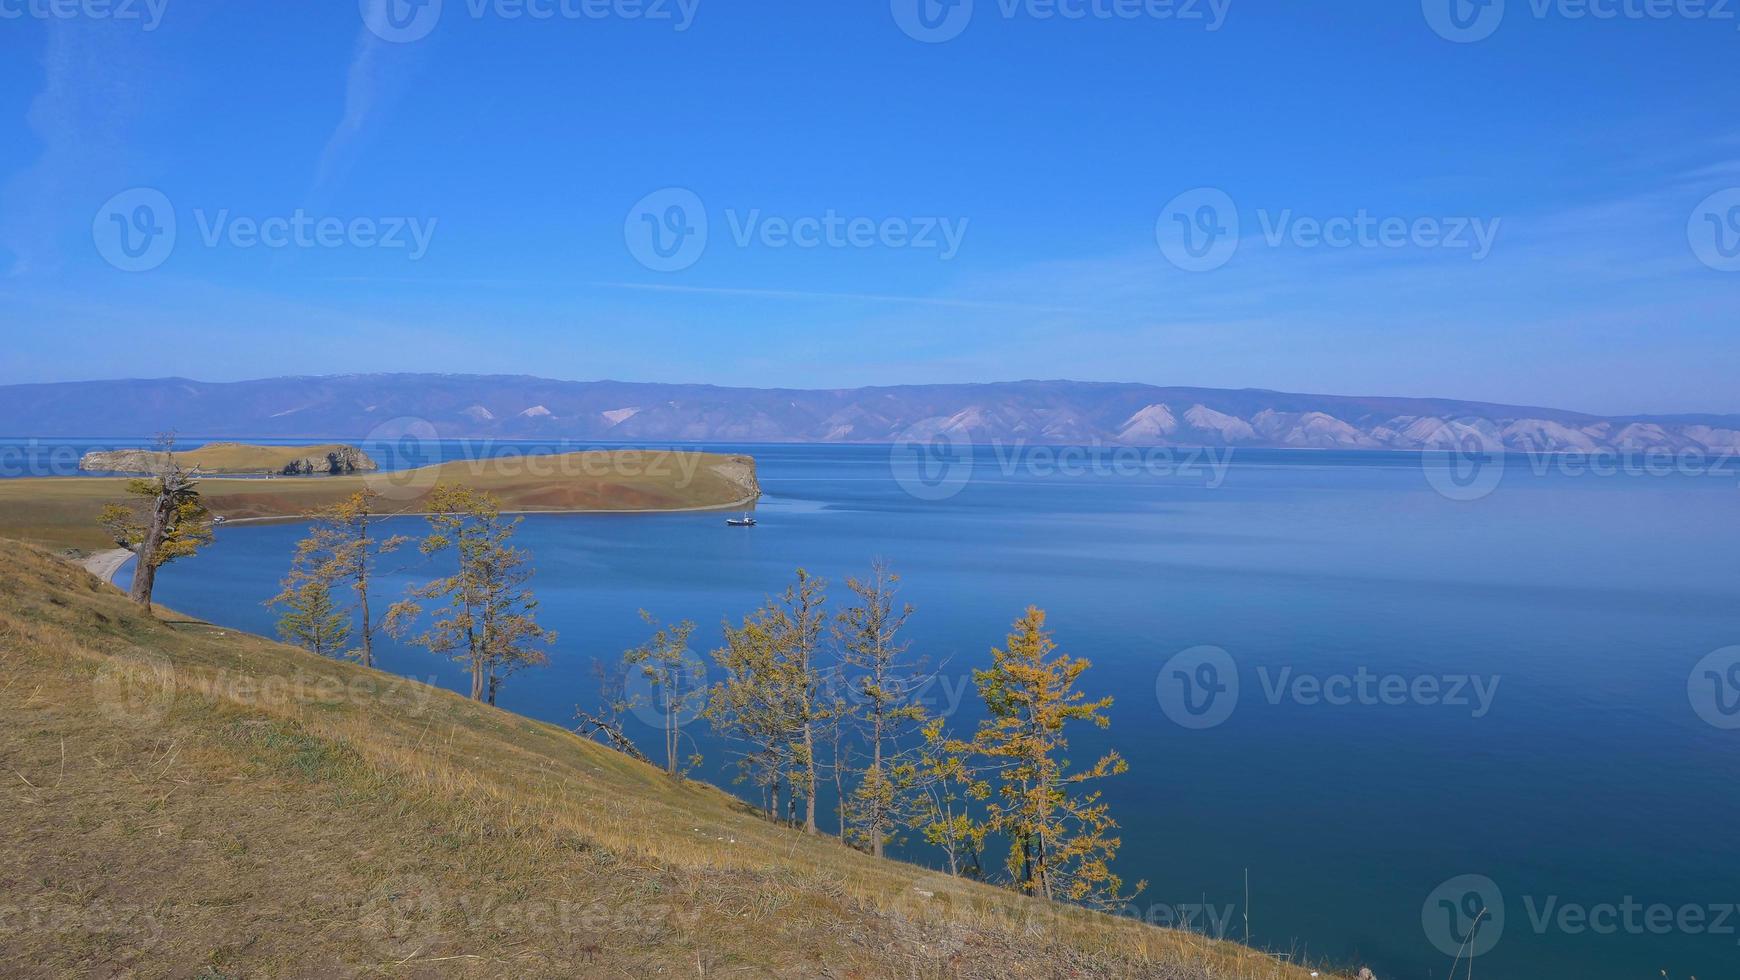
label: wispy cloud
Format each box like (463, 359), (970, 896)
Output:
(0, 21), (152, 276)
(587, 280), (1104, 314)
(306, 29), (424, 210)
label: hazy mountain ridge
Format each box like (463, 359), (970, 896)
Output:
(5, 375), (1737, 453)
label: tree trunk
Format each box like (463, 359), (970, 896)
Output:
(832, 741), (845, 843)
(1036, 830), (1053, 901)
(802, 723), (818, 834)
(665, 695), (677, 775)
(127, 493), (173, 606)
(870, 713), (885, 857)
(357, 523), (373, 668)
(127, 550), (157, 606)
(467, 618), (484, 700)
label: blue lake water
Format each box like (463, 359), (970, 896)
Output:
(17, 438), (1739, 979)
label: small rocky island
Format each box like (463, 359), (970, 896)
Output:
(79, 442), (379, 477)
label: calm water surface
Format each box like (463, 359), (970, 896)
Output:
(22, 438), (1736, 979)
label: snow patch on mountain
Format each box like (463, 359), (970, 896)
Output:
(1182, 404), (1257, 443)
(1117, 404), (1177, 442)
(1502, 419), (1599, 452)
(1685, 425), (1740, 450)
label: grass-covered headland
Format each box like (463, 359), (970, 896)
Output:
(0, 449), (761, 554)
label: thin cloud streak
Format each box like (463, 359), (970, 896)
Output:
(307, 29), (423, 210)
(588, 280), (1103, 314)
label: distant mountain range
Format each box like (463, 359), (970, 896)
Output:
(5, 375), (1738, 453)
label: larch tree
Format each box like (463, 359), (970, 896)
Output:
(708, 568), (828, 832)
(385, 485), (555, 704)
(275, 579), (352, 657)
(621, 610), (705, 776)
(269, 488), (408, 667)
(707, 604), (795, 821)
(98, 435), (213, 608)
(968, 606), (1142, 910)
(779, 569), (828, 834)
(834, 561), (928, 857)
(908, 716), (990, 879)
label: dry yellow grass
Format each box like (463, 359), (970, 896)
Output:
(0, 543), (1341, 979)
(0, 450), (761, 554)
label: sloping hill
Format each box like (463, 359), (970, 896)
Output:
(0, 544), (1335, 978)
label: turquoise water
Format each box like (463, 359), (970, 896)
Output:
(29, 438), (1738, 979)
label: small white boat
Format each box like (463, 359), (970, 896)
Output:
(725, 514), (757, 527)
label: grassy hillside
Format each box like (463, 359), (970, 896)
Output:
(80, 443), (379, 476)
(0, 544), (1336, 979)
(0, 451), (760, 554)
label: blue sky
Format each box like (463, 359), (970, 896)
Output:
(1, 0), (1737, 414)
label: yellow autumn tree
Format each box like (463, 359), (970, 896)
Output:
(708, 568), (827, 831)
(385, 485), (555, 704)
(967, 606), (1143, 910)
(98, 435), (212, 608)
(269, 488), (409, 667)
(834, 561), (929, 857)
